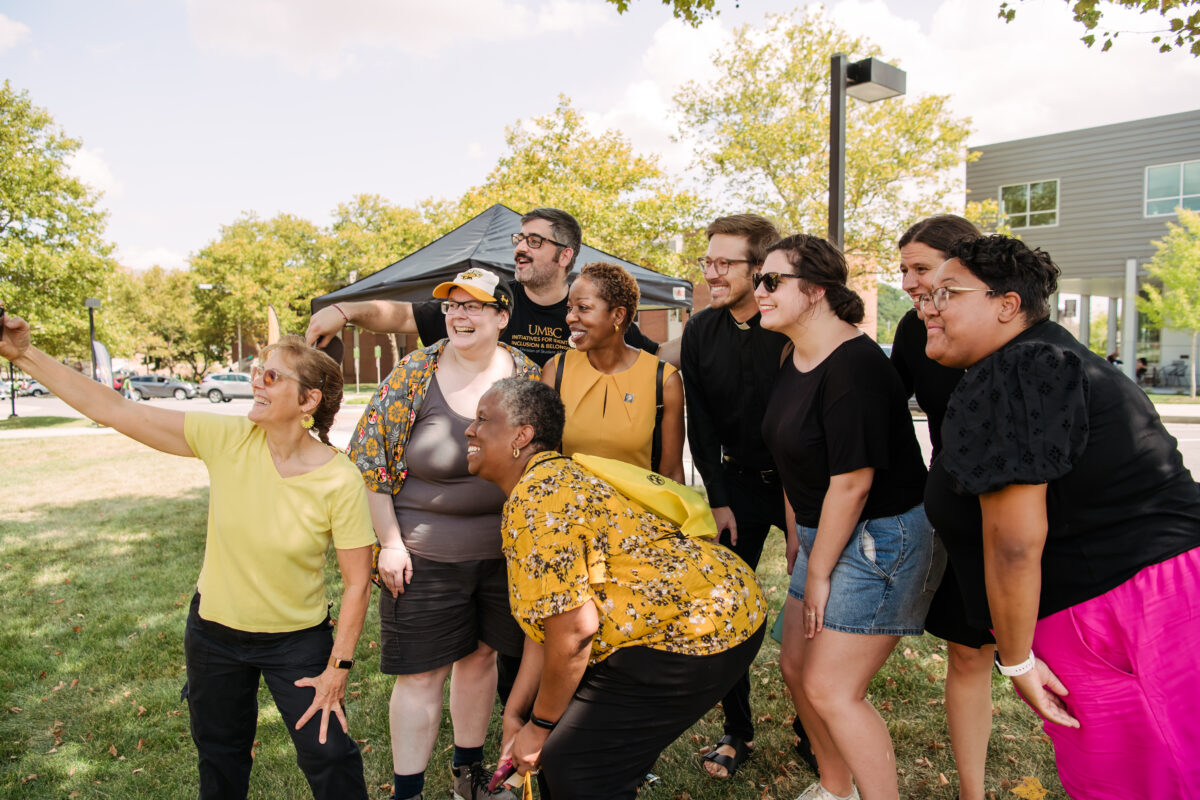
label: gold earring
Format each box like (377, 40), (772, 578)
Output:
(613, 322), (619, 333)
(301, 413), (315, 430)
(512, 446), (521, 459)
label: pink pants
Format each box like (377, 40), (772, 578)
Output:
(1030, 547), (1200, 799)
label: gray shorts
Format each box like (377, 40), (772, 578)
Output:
(379, 554), (525, 674)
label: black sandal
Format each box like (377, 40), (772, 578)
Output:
(792, 716), (819, 774)
(701, 734), (753, 778)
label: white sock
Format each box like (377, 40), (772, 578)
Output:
(824, 786), (855, 800)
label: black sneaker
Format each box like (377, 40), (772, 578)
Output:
(451, 761), (516, 800)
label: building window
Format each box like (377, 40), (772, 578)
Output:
(1146, 160), (1200, 216)
(1000, 180), (1058, 228)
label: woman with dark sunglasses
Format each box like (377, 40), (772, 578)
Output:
(0, 318), (375, 800)
(347, 268), (540, 800)
(756, 235), (939, 800)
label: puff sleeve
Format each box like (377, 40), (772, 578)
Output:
(941, 341), (1089, 495)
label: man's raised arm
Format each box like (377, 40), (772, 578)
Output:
(305, 300), (418, 348)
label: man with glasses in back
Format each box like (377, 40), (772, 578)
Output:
(305, 208), (665, 367)
(682, 214), (817, 781)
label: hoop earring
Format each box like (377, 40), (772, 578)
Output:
(301, 413), (315, 430)
(512, 446), (521, 459)
(613, 322), (620, 333)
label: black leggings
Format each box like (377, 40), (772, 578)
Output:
(537, 623), (766, 800)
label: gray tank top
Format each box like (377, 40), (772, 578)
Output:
(392, 377), (509, 562)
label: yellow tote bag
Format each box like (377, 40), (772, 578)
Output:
(571, 453), (717, 540)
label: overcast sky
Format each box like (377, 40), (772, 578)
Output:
(3, 0), (1198, 274)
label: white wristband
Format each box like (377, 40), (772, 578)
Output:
(994, 649), (1037, 677)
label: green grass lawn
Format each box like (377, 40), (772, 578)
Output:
(0, 435), (1062, 799)
(0, 416), (92, 431)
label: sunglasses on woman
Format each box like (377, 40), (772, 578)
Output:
(751, 272), (803, 293)
(251, 364), (300, 387)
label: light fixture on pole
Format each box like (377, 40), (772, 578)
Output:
(85, 297), (102, 382)
(828, 54), (907, 250)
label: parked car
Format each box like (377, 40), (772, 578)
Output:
(198, 372), (253, 403)
(18, 379), (50, 397)
(125, 375), (196, 401)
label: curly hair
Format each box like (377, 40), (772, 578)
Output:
(897, 214), (980, 257)
(257, 335), (344, 446)
(948, 235), (1060, 323)
(579, 262), (640, 331)
(489, 377), (564, 453)
(764, 234), (864, 324)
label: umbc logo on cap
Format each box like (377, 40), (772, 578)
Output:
(460, 268), (485, 281)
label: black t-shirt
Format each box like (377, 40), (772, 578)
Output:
(925, 320), (1200, 629)
(413, 282), (659, 368)
(890, 308), (963, 458)
(680, 307), (788, 508)
(761, 334), (927, 528)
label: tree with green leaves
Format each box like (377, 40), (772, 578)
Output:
(875, 283), (912, 344)
(108, 266), (223, 377)
(1138, 207), (1200, 397)
(455, 97), (710, 279)
(673, 9), (973, 271)
(0, 80), (117, 358)
(189, 213), (332, 366)
(602, 0), (717, 25)
(1000, 0), (1200, 56)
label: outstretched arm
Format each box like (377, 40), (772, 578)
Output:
(1, 315), (191, 456)
(305, 300), (418, 348)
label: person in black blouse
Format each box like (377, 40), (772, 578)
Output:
(305, 208), (665, 368)
(890, 215), (995, 800)
(922, 235), (1200, 798)
(681, 214), (790, 779)
(759, 235), (939, 800)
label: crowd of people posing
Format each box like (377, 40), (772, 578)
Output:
(2, 207), (1198, 800)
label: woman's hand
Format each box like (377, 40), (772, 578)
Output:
(378, 545), (413, 597)
(785, 532), (799, 576)
(510, 722), (550, 775)
(293, 666), (350, 744)
(0, 313), (31, 363)
(803, 570), (830, 638)
(1011, 658), (1079, 728)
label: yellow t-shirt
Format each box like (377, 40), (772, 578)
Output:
(502, 451), (767, 664)
(556, 349), (677, 470)
(185, 413), (376, 632)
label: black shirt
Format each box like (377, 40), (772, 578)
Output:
(761, 334), (927, 528)
(680, 307), (788, 508)
(926, 321), (1200, 629)
(890, 308), (963, 458)
(413, 282), (659, 368)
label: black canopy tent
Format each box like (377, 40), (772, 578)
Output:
(311, 204), (693, 313)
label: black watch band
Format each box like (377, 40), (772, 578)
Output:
(329, 656), (354, 670)
(529, 714), (558, 731)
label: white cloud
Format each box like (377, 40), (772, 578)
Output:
(0, 12), (32, 53)
(117, 245), (189, 273)
(186, 0), (610, 77)
(67, 147), (124, 199)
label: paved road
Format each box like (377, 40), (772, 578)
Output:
(7, 394), (1200, 480)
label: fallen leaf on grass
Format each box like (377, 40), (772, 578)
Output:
(9, 707), (22, 713)
(51, 598), (65, 605)
(109, 744), (118, 757)
(137, 739), (145, 751)
(938, 773), (950, 786)
(21, 774), (36, 784)
(132, 768), (144, 774)
(137, 706), (147, 716)
(72, 626), (82, 633)
(1010, 777), (1048, 799)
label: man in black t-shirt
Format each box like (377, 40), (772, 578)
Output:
(681, 214), (808, 779)
(306, 207), (662, 368)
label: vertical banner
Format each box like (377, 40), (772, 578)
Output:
(91, 340), (113, 389)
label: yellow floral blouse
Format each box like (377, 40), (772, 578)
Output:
(503, 451), (767, 664)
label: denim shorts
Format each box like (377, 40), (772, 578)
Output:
(787, 504), (944, 636)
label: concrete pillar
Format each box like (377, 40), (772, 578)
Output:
(1078, 294), (1091, 347)
(1049, 292), (1060, 322)
(1107, 298), (1120, 356)
(1122, 259), (1138, 381)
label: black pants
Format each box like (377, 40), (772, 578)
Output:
(715, 466), (785, 742)
(182, 594), (368, 800)
(537, 623), (766, 800)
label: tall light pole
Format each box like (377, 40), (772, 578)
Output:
(829, 54), (907, 250)
(85, 297), (102, 382)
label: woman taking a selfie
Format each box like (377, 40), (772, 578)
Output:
(0, 313), (374, 800)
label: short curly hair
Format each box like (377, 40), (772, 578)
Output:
(949, 235), (1060, 323)
(489, 377), (564, 453)
(578, 262), (640, 331)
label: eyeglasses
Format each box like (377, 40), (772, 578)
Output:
(251, 364), (300, 387)
(751, 272), (803, 293)
(511, 232), (568, 250)
(696, 257), (752, 275)
(441, 300), (499, 316)
(917, 285), (995, 313)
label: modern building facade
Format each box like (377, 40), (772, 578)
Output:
(965, 109), (1200, 380)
